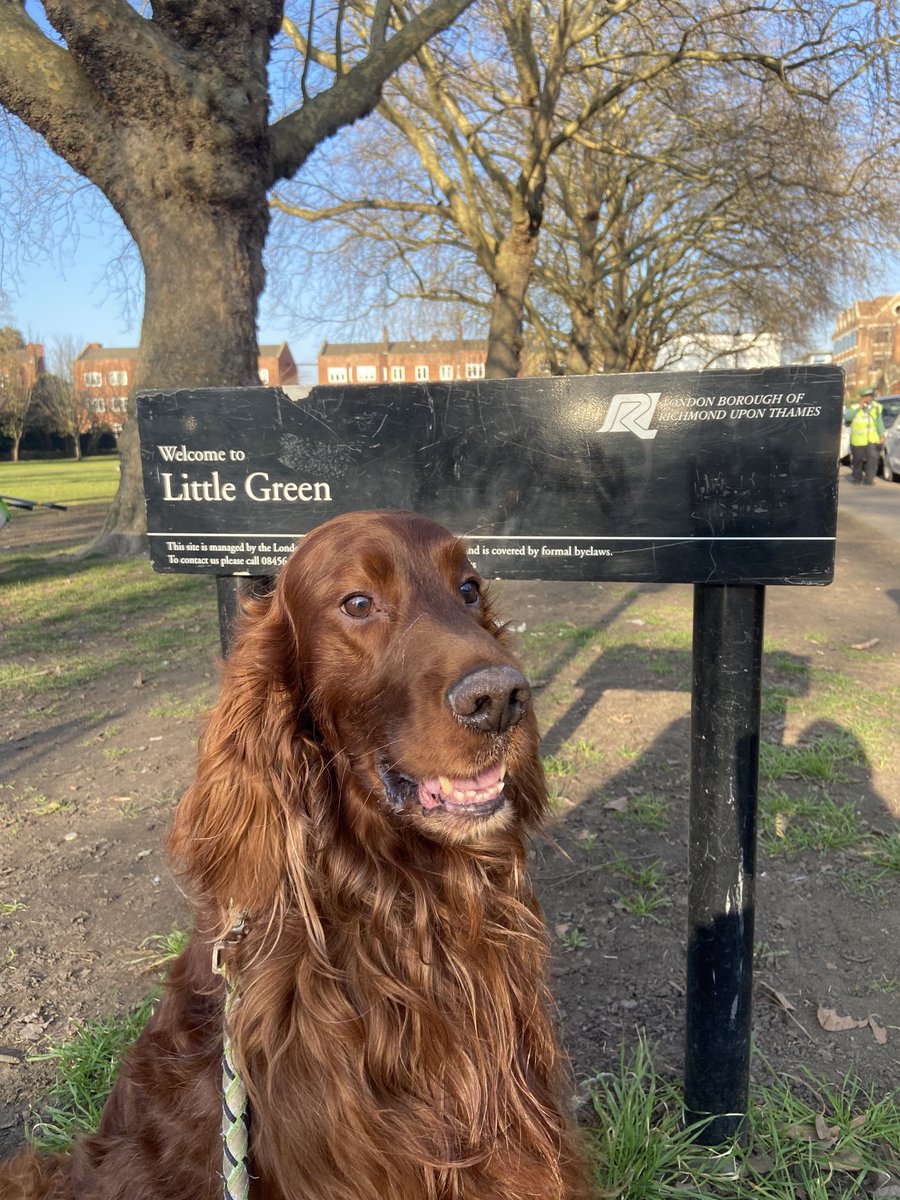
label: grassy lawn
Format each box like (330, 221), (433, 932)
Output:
(3, 534), (897, 1198)
(0, 457), (120, 508)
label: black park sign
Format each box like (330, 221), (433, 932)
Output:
(137, 365), (842, 586)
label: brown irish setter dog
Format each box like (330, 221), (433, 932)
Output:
(1, 510), (590, 1200)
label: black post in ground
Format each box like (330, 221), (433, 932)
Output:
(685, 583), (765, 1143)
(215, 576), (242, 657)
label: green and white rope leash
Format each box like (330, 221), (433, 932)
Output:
(213, 917), (251, 1200)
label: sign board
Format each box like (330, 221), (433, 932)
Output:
(137, 366), (842, 585)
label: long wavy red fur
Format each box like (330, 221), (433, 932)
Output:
(0, 511), (590, 1200)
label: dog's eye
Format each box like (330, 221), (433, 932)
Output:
(341, 594), (374, 618)
(459, 580), (480, 605)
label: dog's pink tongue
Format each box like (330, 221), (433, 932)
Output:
(418, 763), (505, 809)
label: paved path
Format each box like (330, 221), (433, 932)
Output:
(837, 468), (900, 546)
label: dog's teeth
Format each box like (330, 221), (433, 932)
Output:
(498, 763), (507, 781)
(439, 776), (453, 795)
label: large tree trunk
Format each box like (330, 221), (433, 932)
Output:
(92, 197), (268, 557)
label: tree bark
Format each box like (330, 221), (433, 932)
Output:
(485, 198), (541, 380)
(92, 196), (269, 556)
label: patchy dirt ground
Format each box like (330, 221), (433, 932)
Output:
(0, 491), (898, 1157)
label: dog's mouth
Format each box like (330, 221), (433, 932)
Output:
(378, 759), (507, 818)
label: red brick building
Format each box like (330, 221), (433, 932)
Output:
(832, 293), (900, 394)
(257, 343), (299, 386)
(7, 342), (45, 389)
(73, 341), (298, 433)
(318, 335), (488, 386)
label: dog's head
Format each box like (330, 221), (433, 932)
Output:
(171, 511), (548, 913)
(276, 510), (545, 844)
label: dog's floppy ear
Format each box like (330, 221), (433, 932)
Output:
(168, 589), (324, 924)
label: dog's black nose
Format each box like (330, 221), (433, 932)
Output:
(447, 665), (531, 734)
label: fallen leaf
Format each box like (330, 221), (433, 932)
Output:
(817, 1006), (868, 1033)
(868, 1016), (888, 1044)
(851, 637), (880, 651)
(604, 797), (629, 812)
(133, 672), (144, 688)
(814, 1114), (839, 1145)
(832, 1149), (866, 1171)
(786, 1121), (820, 1142)
(874, 1181), (900, 1200)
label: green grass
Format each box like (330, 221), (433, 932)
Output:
(147, 692), (212, 719)
(0, 457), (120, 508)
(616, 792), (670, 832)
(588, 1040), (900, 1199)
(131, 927), (191, 971)
(609, 858), (671, 918)
(543, 753), (578, 777)
(28, 927), (191, 1151)
(558, 926), (588, 951)
(28, 995), (158, 1152)
(0, 554), (219, 703)
(869, 833), (900, 874)
(760, 787), (866, 856)
(759, 730), (864, 785)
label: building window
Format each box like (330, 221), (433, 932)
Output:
(90, 398), (106, 413)
(465, 362), (485, 379)
(110, 396), (128, 412)
(439, 364), (454, 381)
(356, 364), (377, 382)
(84, 372), (102, 387)
(108, 370), (128, 386)
(258, 368), (270, 384)
(390, 366), (405, 382)
(415, 365), (429, 381)
(327, 367), (349, 383)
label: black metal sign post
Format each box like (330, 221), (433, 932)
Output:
(138, 365), (842, 1142)
(686, 583), (765, 1141)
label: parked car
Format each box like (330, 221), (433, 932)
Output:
(880, 397), (900, 481)
(840, 394), (900, 477)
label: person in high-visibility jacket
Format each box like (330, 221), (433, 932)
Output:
(843, 386), (886, 485)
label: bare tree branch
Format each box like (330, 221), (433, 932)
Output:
(270, 0), (475, 182)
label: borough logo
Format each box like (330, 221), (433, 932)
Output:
(596, 392), (660, 440)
